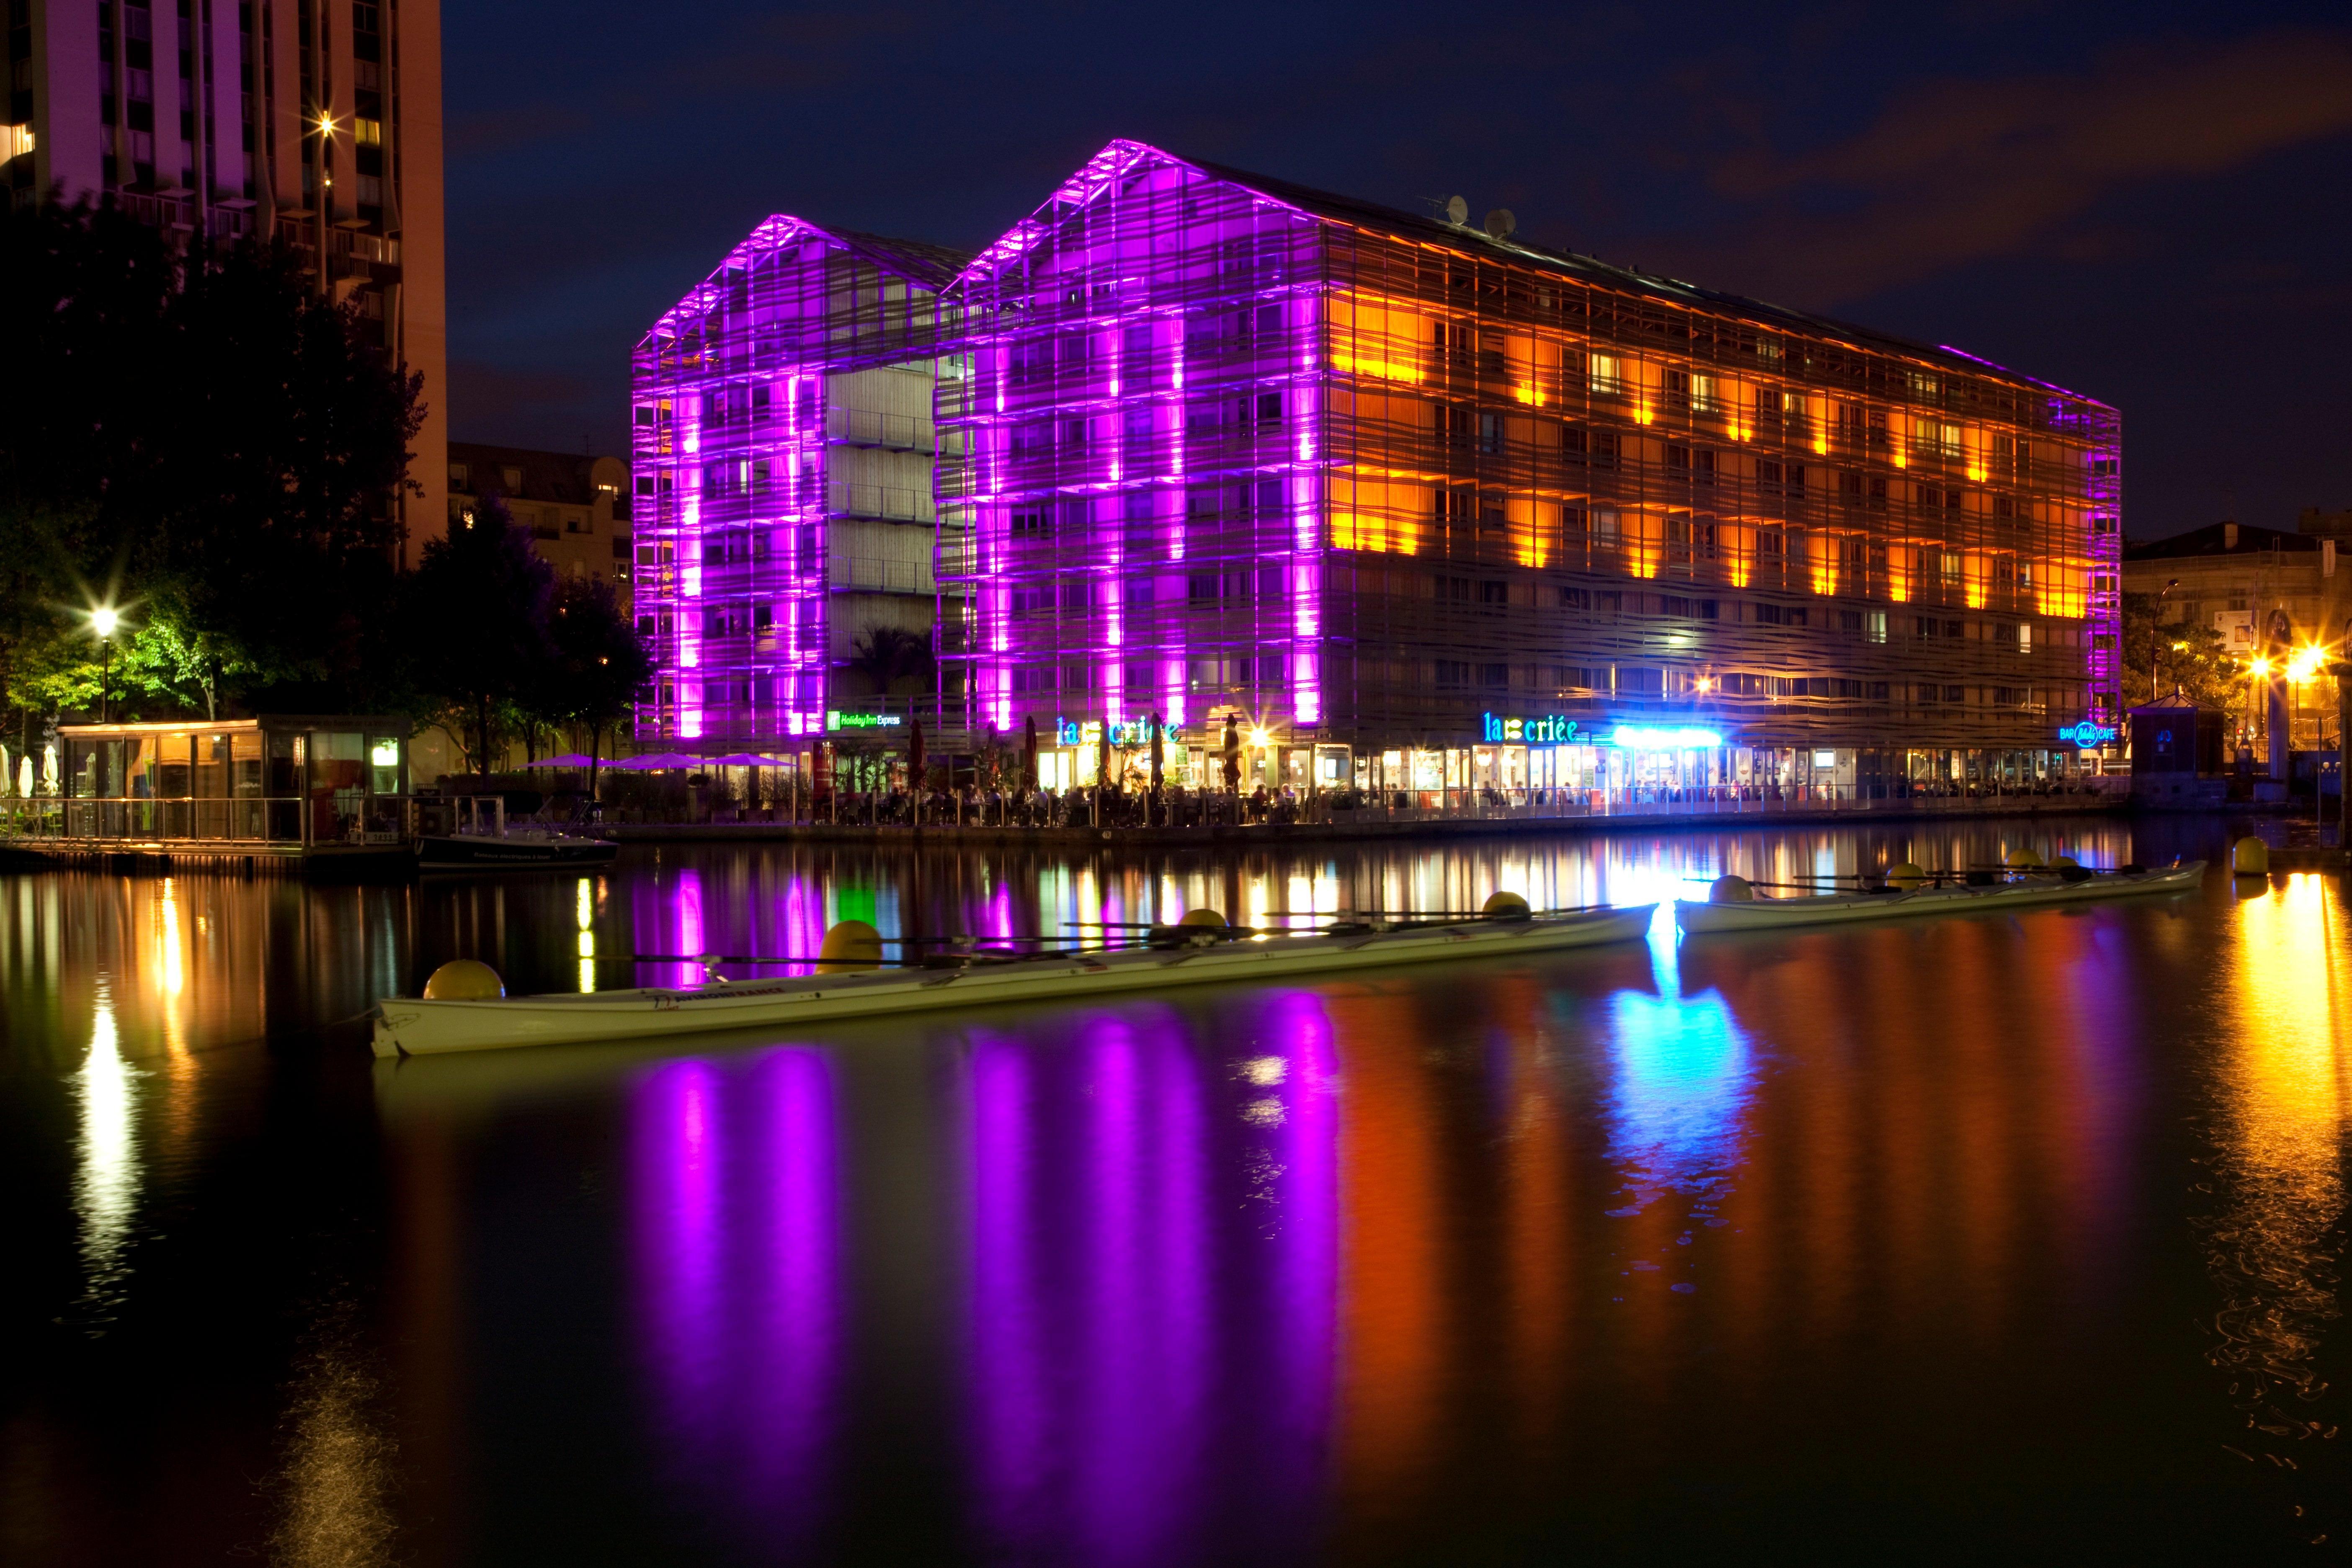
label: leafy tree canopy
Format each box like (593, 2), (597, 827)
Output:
(0, 198), (422, 723)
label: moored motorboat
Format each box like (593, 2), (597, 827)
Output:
(414, 830), (619, 872)
(371, 900), (1659, 1057)
(1674, 860), (2204, 936)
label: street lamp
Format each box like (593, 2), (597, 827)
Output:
(2153, 578), (2178, 701)
(90, 606), (119, 722)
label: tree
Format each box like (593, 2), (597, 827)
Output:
(531, 575), (653, 792)
(2121, 591), (2241, 711)
(0, 197), (423, 728)
(848, 626), (934, 695)
(407, 501), (555, 777)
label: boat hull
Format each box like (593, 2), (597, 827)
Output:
(373, 905), (1659, 1057)
(1675, 862), (2205, 936)
(415, 835), (619, 872)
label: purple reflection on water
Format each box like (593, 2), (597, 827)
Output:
(964, 996), (1337, 1564)
(630, 1049), (841, 1552)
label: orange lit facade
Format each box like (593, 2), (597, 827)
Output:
(943, 142), (2122, 792)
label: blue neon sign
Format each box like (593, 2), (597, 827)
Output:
(2057, 721), (2117, 746)
(1608, 725), (1724, 749)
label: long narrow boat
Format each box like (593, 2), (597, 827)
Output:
(372, 904), (1660, 1058)
(1675, 860), (2204, 936)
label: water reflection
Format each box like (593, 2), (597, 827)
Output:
(964, 995), (1335, 1564)
(22, 818), (2339, 1559)
(2203, 874), (2352, 1528)
(1603, 918), (1754, 1222)
(72, 978), (139, 1328)
(630, 1048), (842, 1551)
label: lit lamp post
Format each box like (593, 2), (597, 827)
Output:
(90, 606), (119, 722)
(2153, 578), (2178, 701)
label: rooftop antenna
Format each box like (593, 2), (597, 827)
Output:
(1445, 195), (1468, 226)
(1483, 208), (1516, 241)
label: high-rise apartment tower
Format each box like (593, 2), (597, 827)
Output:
(4, 0), (446, 557)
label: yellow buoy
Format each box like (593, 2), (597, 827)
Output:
(2003, 847), (2045, 869)
(2050, 854), (2079, 871)
(816, 918), (884, 970)
(422, 959), (504, 1000)
(1888, 862), (1927, 890)
(2232, 836), (2269, 877)
(1708, 875), (1755, 903)
(1179, 908), (1227, 929)
(1481, 890), (1532, 920)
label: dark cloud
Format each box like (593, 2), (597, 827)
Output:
(1682, 29), (2352, 303)
(439, 1), (2352, 532)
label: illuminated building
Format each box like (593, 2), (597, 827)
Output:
(937, 141), (2122, 795)
(2125, 519), (2350, 771)
(629, 219), (968, 743)
(4, 0), (449, 562)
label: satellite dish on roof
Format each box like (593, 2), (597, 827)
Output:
(1484, 208), (1517, 240)
(1445, 195), (1468, 226)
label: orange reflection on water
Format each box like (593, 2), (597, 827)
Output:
(2206, 875), (2352, 1465)
(1332, 987), (1449, 1520)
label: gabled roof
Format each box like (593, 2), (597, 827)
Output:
(647, 216), (972, 341)
(963, 139), (2105, 406)
(2124, 521), (2319, 561)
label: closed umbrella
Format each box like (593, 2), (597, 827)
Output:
(1222, 713), (1241, 793)
(908, 718), (926, 825)
(1097, 718), (1111, 795)
(1149, 712), (1165, 794)
(1022, 715), (1039, 793)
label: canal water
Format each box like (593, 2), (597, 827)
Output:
(3, 819), (2347, 1563)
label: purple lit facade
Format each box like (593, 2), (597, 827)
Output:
(940, 141), (2125, 789)
(631, 221), (968, 744)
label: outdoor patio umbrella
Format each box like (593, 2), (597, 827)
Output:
(908, 718), (926, 789)
(524, 753), (595, 768)
(1149, 712), (1164, 793)
(1096, 719), (1111, 796)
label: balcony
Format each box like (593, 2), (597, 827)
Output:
(827, 555), (934, 595)
(827, 407), (934, 452)
(828, 481), (932, 524)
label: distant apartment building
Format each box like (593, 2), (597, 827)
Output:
(2124, 521), (2347, 758)
(5, 0), (447, 559)
(448, 442), (632, 600)
(629, 220), (970, 743)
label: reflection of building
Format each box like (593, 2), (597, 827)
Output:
(448, 443), (632, 598)
(630, 221), (970, 744)
(941, 142), (2122, 799)
(5, 0), (449, 562)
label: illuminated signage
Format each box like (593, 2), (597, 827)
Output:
(2057, 721), (2117, 747)
(1055, 717), (1163, 747)
(1480, 712), (1579, 743)
(1608, 725), (1723, 749)
(825, 710), (902, 731)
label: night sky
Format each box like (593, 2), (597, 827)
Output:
(443, 0), (2352, 541)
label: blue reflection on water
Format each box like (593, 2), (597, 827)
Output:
(1601, 905), (1755, 1217)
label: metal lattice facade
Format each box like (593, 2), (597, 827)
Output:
(630, 220), (968, 743)
(937, 141), (2123, 764)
